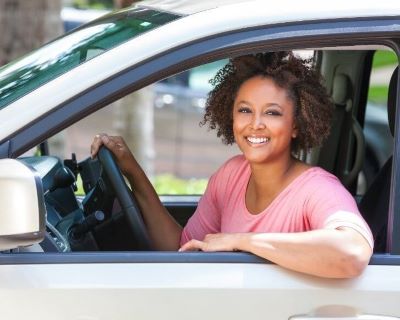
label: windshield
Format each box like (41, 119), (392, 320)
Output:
(0, 7), (180, 110)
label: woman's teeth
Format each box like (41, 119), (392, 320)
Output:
(247, 137), (270, 144)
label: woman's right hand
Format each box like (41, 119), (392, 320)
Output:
(90, 133), (137, 177)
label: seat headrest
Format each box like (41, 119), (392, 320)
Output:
(332, 74), (352, 106)
(388, 67), (398, 137)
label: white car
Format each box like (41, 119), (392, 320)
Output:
(0, 0), (399, 319)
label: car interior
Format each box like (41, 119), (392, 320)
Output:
(14, 47), (399, 255)
(359, 67), (398, 252)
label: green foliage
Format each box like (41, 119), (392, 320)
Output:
(368, 50), (398, 104)
(368, 85), (389, 104)
(75, 173), (208, 196)
(153, 174), (208, 195)
(72, 0), (113, 9)
(75, 174), (85, 195)
(372, 51), (398, 68)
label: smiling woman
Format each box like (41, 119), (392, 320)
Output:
(177, 52), (373, 278)
(232, 76), (297, 166)
(202, 52), (333, 153)
(92, 51), (374, 278)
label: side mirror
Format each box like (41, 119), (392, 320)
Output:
(0, 159), (46, 250)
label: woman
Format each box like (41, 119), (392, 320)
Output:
(91, 51), (373, 278)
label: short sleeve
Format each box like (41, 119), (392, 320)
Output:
(305, 172), (374, 249)
(180, 172), (221, 245)
(179, 155), (246, 246)
(322, 211), (374, 249)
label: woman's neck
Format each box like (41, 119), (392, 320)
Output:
(249, 156), (296, 191)
(245, 156), (306, 214)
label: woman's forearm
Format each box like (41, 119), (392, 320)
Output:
(180, 228), (372, 278)
(125, 162), (182, 251)
(237, 228), (372, 278)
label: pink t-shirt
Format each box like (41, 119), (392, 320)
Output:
(181, 155), (373, 249)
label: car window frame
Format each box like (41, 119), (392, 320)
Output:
(1, 17), (400, 262)
(389, 57), (400, 254)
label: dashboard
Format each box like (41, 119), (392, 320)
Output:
(19, 155), (114, 252)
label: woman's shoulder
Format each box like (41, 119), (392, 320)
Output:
(204, 155), (250, 202)
(297, 165), (347, 194)
(303, 166), (341, 181)
(217, 154), (248, 172)
(211, 154), (249, 184)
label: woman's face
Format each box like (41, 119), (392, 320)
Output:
(232, 76), (297, 165)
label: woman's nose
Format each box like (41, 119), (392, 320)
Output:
(250, 114), (266, 129)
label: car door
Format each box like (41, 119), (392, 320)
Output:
(0, 12), (400, 320)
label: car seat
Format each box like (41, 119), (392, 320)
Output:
(359, 67), (398, 253)
(318, 73), (365, 188)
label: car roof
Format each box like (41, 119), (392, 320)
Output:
(139, 0), (400, 18)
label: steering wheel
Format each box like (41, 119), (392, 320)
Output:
(97, 147), (152, 250)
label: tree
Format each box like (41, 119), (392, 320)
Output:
(112, 0), (155, 177)
(0, 0), (62, 66)
(0, 0), (64, 155)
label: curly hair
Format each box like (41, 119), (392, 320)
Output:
(200, 51), (334, 153)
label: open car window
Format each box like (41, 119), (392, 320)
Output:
(48, 51), (315, 196)
(48, 60), (240, 196)
(13, 44), (400, 256)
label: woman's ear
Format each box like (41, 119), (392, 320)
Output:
(292, 123), (298, 138)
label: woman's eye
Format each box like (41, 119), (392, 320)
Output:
(265, 110), (282, 116)
(238, 107), (251, 113)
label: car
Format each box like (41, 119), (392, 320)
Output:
(0, 0), (399, 318)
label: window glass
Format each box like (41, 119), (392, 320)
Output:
(0, 8), (179, 109)
(358, 50), (398, 194)
(368, 50), (398, 106)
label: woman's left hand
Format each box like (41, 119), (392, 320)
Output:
(179, 233), (242, 252)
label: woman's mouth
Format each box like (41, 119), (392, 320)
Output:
(246, 136), (270, 144)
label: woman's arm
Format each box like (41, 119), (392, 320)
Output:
(91, 134), (182, 250)
(179, 227), (372, 278)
